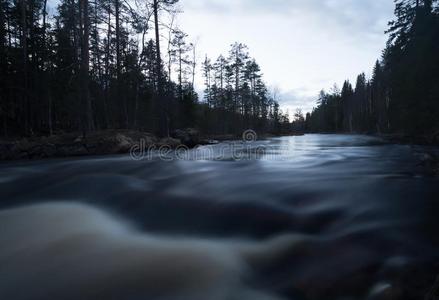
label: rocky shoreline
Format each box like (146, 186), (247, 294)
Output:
(378, 133), (439, 176)
(0, 128), (308, 161)
(5, 131), (436, 165)
(0, 129), (212, 161)
(379, 132), (439, 146)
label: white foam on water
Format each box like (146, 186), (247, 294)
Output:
(0, 203), (306, 300)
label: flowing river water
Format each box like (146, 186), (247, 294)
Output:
(0, 134), (438, 300)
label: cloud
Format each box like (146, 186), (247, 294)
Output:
(45, 0), (394, 114)
(181, 0), (394, 39)
(275, 88), (318, 114)
(179, 0), (395, 113)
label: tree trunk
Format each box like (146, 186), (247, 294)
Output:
(167, 14), (174, 83)
(20, 0), (29, 135)
(80, 0), (93, 134)
(153, 0), (167, 137)
(48, 90), (53, 135)
(179, 47), (182, 101)
(0, 0), (6, 136)
(114, 0), (120, 126)
(234, 50), (239, 115)
(104, 5), (111, 128)
(6, 7), (11, 48)
(72, 0), (81, 130)
(191, 45), (196, 91)
(133, 83), (139, 128)
(115, 0), (120, 80)
(42, 0), (53, 135)
(115, 0), (128, 127)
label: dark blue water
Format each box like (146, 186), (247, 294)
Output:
(0, 134), (438, 300)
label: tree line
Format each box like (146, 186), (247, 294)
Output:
(201, 43), (291, 134)
(302, 0), (439, 136)
(0, 0), (286, 138)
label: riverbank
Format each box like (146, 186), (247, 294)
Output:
(380, 132), (439, 147)
(0, 130), (147, 160)
(379, 133), (439, 176)
(0, 129), (204, 161)
(0, 129), (303, 161)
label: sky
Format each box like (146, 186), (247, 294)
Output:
(46, 0), (396, 115)
(175, 0), (396, 114)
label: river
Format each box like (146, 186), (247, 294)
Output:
(0, 134), (438, 300)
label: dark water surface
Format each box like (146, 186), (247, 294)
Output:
(1, 134), (438, 300)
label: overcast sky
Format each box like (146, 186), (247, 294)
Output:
(46, 0), (396, 114)
(176, 0), (395, 114)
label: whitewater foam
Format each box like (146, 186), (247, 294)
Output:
(0, 202), (307, 300)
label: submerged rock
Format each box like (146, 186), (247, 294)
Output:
(157, 137), (182, 148)
(415, 150), (439, 176)
(426, 276), (439, 300)
(367, 282), (402, 300)
(172, 128), (200, 147)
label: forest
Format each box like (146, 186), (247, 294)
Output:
(0, 0), (289, 138)
(302, 0), (439, 137)
(2, 2), (439, 299)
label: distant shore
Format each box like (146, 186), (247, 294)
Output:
(0, 129), (304, 161)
